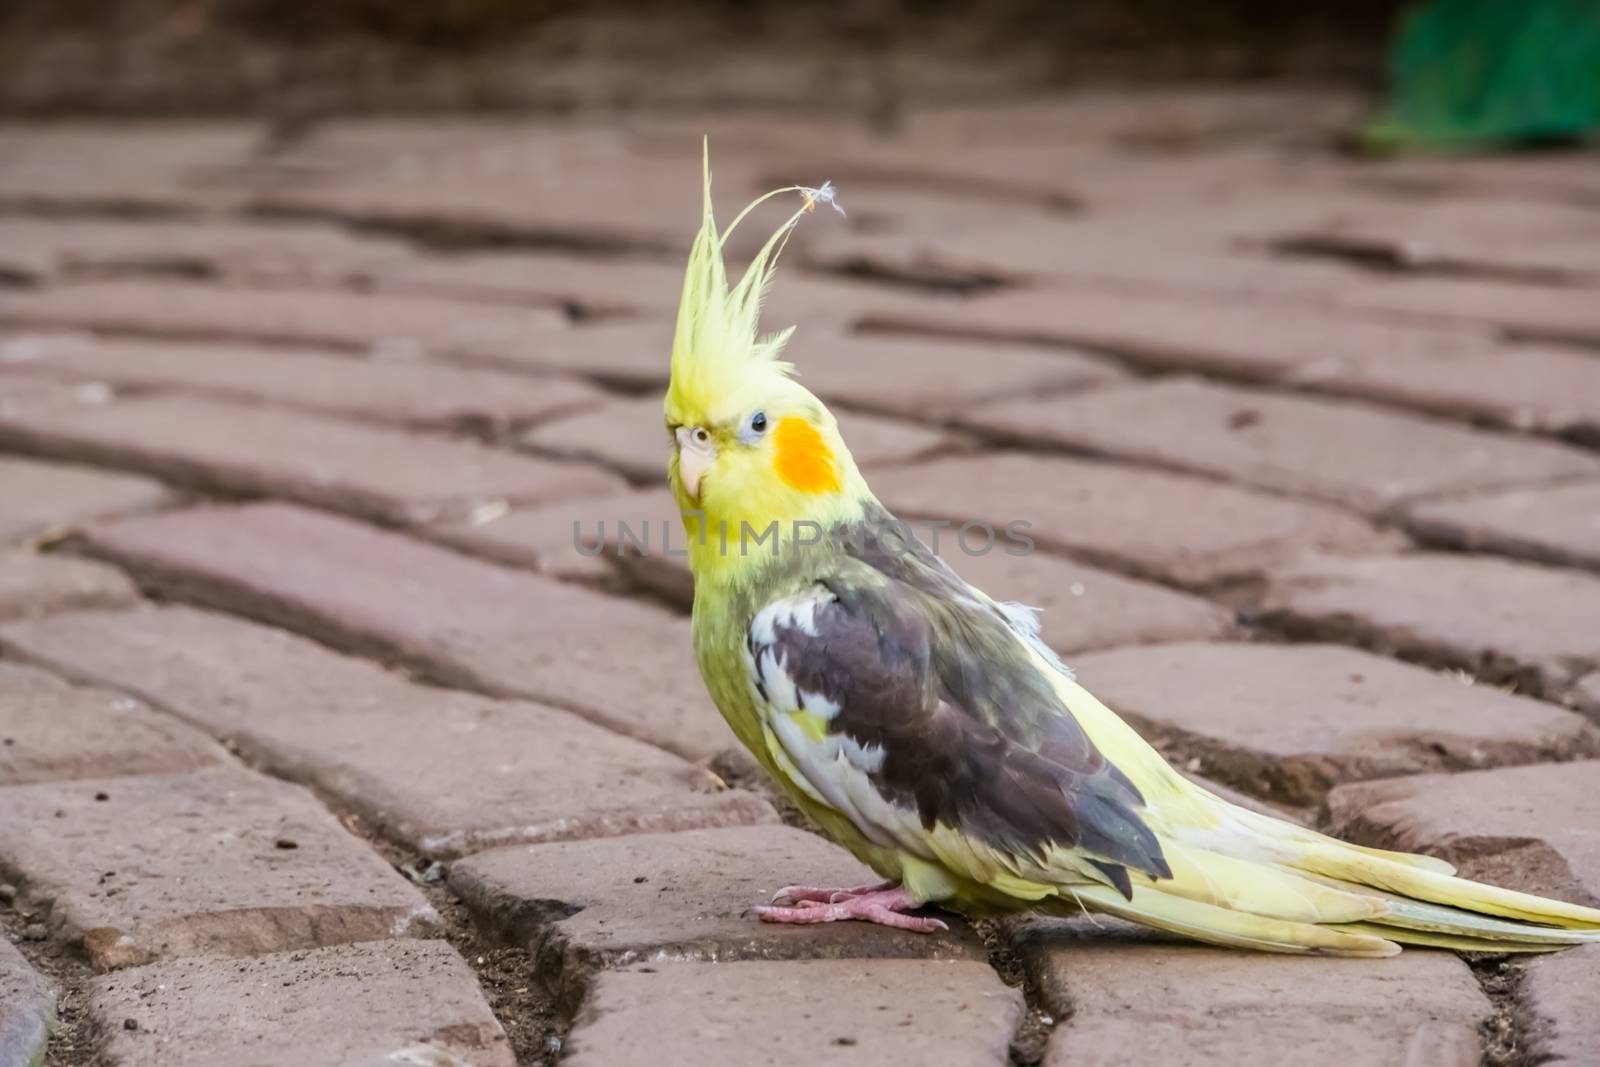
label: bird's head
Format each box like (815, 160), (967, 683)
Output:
(665, 147), (868, 585)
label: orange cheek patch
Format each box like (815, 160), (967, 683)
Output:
(773, 416), (841, 494)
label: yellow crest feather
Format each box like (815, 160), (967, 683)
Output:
(667, 141), (820, 419)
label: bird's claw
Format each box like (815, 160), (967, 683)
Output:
(754, 885), (947, 933)
(769, 880), (897, 905)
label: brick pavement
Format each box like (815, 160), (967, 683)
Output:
(961, 377), (1600, 516)
(3, 332), (607, 436)
(87, 940), (517, 1067)
(1017, 919), (1489, 1066)
(560, 960), (1021, 1066)
(0, 218), (415, 290)
(1069, 643), (1599, 805)
(0, 766), (437, 970)
(872, 452), (1399, 589)
(0, 937), (52, 1067)
(2, 95), (1598, 1064)
(0, 395), (623, 525)
(1404, 481), (1600, 571)
(0, 456), (172, 545)
(1327, 763), (1600, 1063)
(0, 550), (138, 621)
(0, 662), (223, 785)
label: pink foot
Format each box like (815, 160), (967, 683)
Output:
(753, 886), (948, 934)
(770, 880), (897, 905)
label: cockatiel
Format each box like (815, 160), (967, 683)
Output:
(665, 151), (1600, 956)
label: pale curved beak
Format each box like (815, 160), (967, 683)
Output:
(675, 426), (717, 501)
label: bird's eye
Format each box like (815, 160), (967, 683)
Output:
(749, 411), (768, 434)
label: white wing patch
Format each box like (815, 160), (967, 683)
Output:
(749, 586), (826, 645)
(751, 637), (800, 714)
(746, 588), (931, 856)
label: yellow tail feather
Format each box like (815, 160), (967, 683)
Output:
(1021, 792), (1600, 957)
(1070, 883), (1401, 958)
(1297, 876), (1600, 947)
(1292, 842), (1600, 931)
(1151, 842), (1386, 926)
(1332, 923), (1568, 954)
(1341, 841), (1457, 876)
(1216, 802), (1459, 876)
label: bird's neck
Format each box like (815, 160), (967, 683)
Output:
(682, 482), (872, 595)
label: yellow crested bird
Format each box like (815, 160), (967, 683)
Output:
(665, 149), (1600, 956)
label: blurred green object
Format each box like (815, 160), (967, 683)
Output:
(1364, 0), (1600, 153)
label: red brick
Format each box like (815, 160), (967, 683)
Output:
(0, 938), (52, 1067)
(259, 135), (988, 296)
(87, 939), (515, 1067)
(1, 604), (776, 857)
(1520, 946), (1600, 1065)
(900, 85), (1359, 153)
(861, 285), (1500, 381)
(1576, 671), (1600, 719)
(0, 661), (222, 785)
(74, 502), (732, 760)
(871, 453), (1398, 588)
(0, 281), (568, 354)
(674, 89), (1341, 213)
(451, 312), (1121, 421)
(963, 378), (1600, 515)
(0, 123), (254, 211)
(513, 397), (664, 491)
(0, 218), (414, 288)
(450, 319), (674, 387)
(807, 217), (1363, 303)
(0, 765), (435, 970)
(1070, 642), (1599, 805)
(424, 485), (676, 587)
(1327, 761), (1600, 1065)
(0, 455), (171, 545)
(362, 222), (934, 333)
(747, 270), (976, 334)
(569, 486), (699, 606)
(450, 826), (984, 1000)
(779, 180), (1065, 252)
(255, 117), (580, 181)
(777, 327), (1125, 419)
(1356, 153), (1600, 210)
(6, 332), (606, 435)
(1294, 228), (1598, 285)
(1325, 760), (1600, 905)
(0, 374), (58, 412)
(1260, 553), (1600, 700)
(253, 135), (728, 259)
(1288, 340), (1600, 438)
(1404, 481), (1600, 573)
(1273, 197), (1600, 284)
(0, 550), (138, 620)
(0, 373), (113, 418)
(374, 251), (686, 318)
(562, 960), (1021, 1067)
(1343, 277), (1600, 347)
(522, 395), (956, 484)
(1016, 919), (1487, 1067)
(758, 120), (1290, 232)
(0, 242), (49, 284)
(0, 394), (622, 525)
